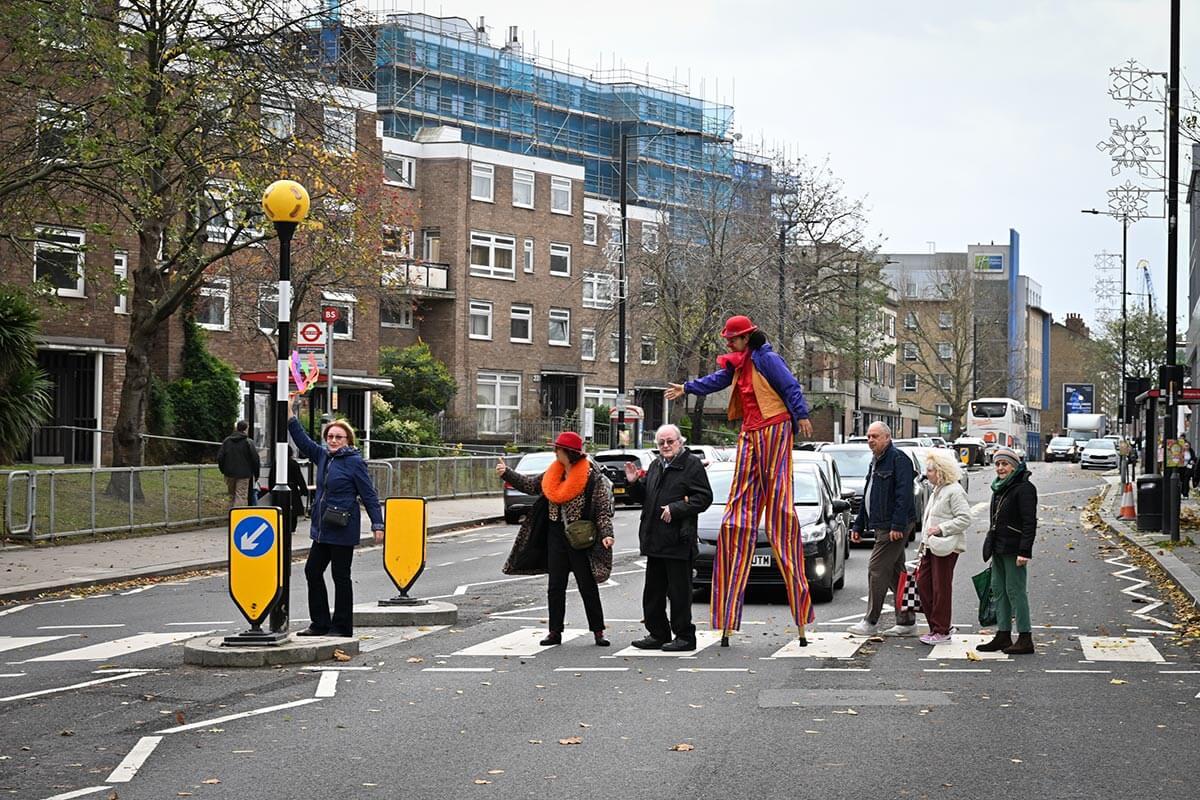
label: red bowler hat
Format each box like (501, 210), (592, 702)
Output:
(549, 431), (585, 453)
(720, 314), (758, 339)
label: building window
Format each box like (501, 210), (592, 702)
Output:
(902, 343), (918, 361)
(641, 222), (659, 253)
(640, 335), (658, 364)
(510, 304), (532, 343)
(550, 176), (571, 214)
(582, 272), (615, 309)
(323, 106), (356, 155)
(886, 314), (895, 337)
(423, 229), (441, 261)
(36, 101), (83, 161)
(113, 251), (129, 314)
(523, 238), (534, 273)
(34, 227), (86, 297)
(938, 311), (952, 329)
(609, 333), (628, 363)
(902, 373), (917, 392)
(382, 226), (414, 258)
(256, 283), (277, 332)
(322, 291), (356, 339)
(469, 231), (516, 279)
(381, 302), (415, 329)
(937, 342), (952, 360)
(512, 169), (535, 208)
(886, 363), (895, 388)
(904, 311), (918, 330)
(195, 278), (230, 331)
(468, 300), (493, 340)
(935, 403), (953, 418)
(548, 308), (571, 346)
(471, 162), (495, 202)
(261, 93), (294, 141)
(581, 328), (596, 361)
(583, 212), (598, 245)
(938, 373), (953, 391)
(905, 281), (917, 298)
(584, 386), (619, 408)
(641, 276), (660, 306)
(200, 181), (238, 243)
(549, 242), (571, 276)
(476, 372), (521, 434)
(384, 155), (416, 188)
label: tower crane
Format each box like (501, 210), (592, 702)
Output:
(1138, 258), (1156, 314)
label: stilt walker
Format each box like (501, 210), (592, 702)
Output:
(666, 315), (815, 647)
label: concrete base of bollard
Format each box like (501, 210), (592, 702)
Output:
(183, 634), (361, 667)
(352, 599), (458, 627)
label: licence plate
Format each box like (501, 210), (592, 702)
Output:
(751, 553), (772, 568)
(613, 487), (625, 495)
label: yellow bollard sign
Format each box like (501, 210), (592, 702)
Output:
(383, 497), (426, 593)
(228, 506), (284, 626)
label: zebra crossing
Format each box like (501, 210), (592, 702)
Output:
(1, 630), (211, 665)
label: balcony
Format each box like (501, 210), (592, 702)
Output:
(383, 261), (454, 300)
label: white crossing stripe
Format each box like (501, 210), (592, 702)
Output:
(770, 631), (865, 660)
(451, 628), (586, 657)
(23, 631), (212, 662)
(314, 671), (340, 698)
(158, 698), (321, 734)
(921, 634), (1009, 661)
(39, 787), (111, 800)
(107, 735), (163, 782)
(0, 635), (75, 654)
(1078, 636), (1165, 663)
(0, 669), (153, 703)
(613, 630), (723, 657)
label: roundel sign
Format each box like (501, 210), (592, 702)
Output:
(298, 322), (326, 347)
(322, 306), (341, 324)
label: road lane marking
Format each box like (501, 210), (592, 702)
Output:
(923, 668), (991, 673)
(422, 667), (494, 673)
(1105, 555), (1176, 629)
(921, 634), (1009, 661)
(39, 787), (111, 800)
(1044, 669), (1111, 674)
(804, 667), (870, 672)
(1078, 636), (1164, 663)
(120, 586), (156, 596)
(165, 621), (235, 626)
(677, 667), (749, 672)
(555, 667), (629, 672)
(0, 669), (152, 703)
(107, 735), (163, 782)
(1159, 670), (1200, 674)
(0, 604), (31, 618)
(0, 672), (26, 678)
(24, 630), (211, 662)
(0, 635), (76, 654)
(613, 630), (723, 657)
(37, 624), (125, 630)
(35, 596), (106, 605)
(301, 666), (373, 671)
(770, 632), (864, 660)
(315, 670), (340, 698)
(157, 698), (321, 734)
(452, 628), (586, 657)
(357, 625), (448, 653)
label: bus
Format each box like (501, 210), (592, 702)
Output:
(966, 397), (1029, 460)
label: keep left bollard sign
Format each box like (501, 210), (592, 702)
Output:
(228, 507), (284, 626)
(383, 497), (427, 593)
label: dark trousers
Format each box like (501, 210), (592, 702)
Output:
(866, 529), (916, 626)
(916, 550), (959, 635)
(305, 541), (355, 633)
(643, 554), (696, 643)
(546, 521), (605, 633)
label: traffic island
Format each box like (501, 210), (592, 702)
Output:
(352, 599), (458, 627)
(183, 634), (361, 667)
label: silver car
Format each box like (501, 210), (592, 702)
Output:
(502, 451), (557, 523)
(1080, 438), (1119, 470)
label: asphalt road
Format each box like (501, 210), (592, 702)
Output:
(1, 461), (1197, 799)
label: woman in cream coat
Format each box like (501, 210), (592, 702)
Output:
(916, 449), (973, 644)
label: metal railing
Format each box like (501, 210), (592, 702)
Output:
(365, 456), (501, 500)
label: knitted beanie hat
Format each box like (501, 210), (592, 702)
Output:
(993, 447), (1021, 467)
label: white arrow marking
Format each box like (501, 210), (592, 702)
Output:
(240, 522), (270, 552)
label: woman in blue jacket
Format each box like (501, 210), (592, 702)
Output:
(288, 401), (384, 638)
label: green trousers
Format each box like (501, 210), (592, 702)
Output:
(990, 554), (1031, 633)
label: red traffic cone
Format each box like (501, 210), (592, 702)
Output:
(1119, 482), (1136, 521)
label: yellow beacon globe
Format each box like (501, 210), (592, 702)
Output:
(261, 179), (310, 223)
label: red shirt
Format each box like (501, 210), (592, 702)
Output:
(735, 358), (789, 431)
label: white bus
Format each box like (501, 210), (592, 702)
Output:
(966, 397), (1029, 460)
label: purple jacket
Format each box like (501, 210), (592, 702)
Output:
(684, 343), (810, 430)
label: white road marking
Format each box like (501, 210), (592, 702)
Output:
(314, 670), (340, 698)
(0, 604), (31, 618)
(301, 665), (373, 671)
(0, 635), (76, 654)
(157, 698), (321, 734)
(422, 667), (495, 673)
(120, 586), (156, 596)
(165, 621), (235, 626)
(921, 634), (1009, 661)
(1125, 628), (1168, 635)
(106, 735), (163, 782)
(1079, 636), (1165, 663)
(37, 624), (125, 630)
(1040, 487), (1100, 497)
(923, 668), (991, 673)
(452, 628), (586, 657)
(357, 625), (448, 653)
(39, 787), (111, 800)
(804, 667), (870, 672)
(677, 667), (749, 672)
(1159, 670), (1200, 674)
(613, 630), (723, 657)
(35, 596), (106, 605)
(0, 672), (26, 678)
(770, 632), (864, 660)
(1105, 554), (1176, 629)
(489, 605), (549, 617)
(0, 669), (152, 703)
(24, 630), (211, 662)
(1044, 669), (1112, 674)
(554, 667), (630, 672)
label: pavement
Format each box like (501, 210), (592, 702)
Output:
(0, 496), (503, 601)
(1098, 474), (1200, 608)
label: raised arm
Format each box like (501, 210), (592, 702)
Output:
(287, 416), (323, 462)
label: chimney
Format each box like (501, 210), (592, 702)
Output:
(1064, 313), (1090, 337)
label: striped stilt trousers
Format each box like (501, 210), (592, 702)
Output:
(711, 420), (814, 633)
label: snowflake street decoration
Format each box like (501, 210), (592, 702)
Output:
(1106, 180), (1153, 220)
(1096, 116), (1162, 177)
(1109, 58), (1156, 108)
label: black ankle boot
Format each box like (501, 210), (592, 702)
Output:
(976, 631), (1013, 652)
(1003, 632), (1034, 655)
(539, 632), (562, 646)
(593, 631), (610, 647)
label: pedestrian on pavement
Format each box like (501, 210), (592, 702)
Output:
(217, 420), (260, 509)
(1181, 441), (1195, 498)
(847, 422), (918, 638)
(624, 424), (714, 652)
(665, 315), (814, 648)
(288, 399), (384, 638)
(916, 449), (972, 644)
(977, 447), (1038, 655)
(496, 432), (615, 647)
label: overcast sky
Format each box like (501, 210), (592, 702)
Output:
(361, 0), (1195, 327)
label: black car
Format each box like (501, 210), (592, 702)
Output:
(502, 450), (557, 524)
(593, 448), (655, 506)
(693, 463), (850, 602)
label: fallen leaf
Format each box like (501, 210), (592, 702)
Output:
(528, 739), (542, 744)
(669, 743), (695, 751)
(966, 651), (982, 662)
(333, 649), (351, 662)
(406, 656), (424, 664)
(474, 779), (492, 785)
(59, 729), (74, 737)
(176, 793), (193, 797)
(867, 636), (885, 643)
(1110, 679), (1128, 685)
(1011, 758), (1023, 764)
(201, 779), (220, 785)
(578, 722), (591, 729)
(174, 711), (185, 725)
(558, 736), (582, 746)
(687, 704), (703, 709)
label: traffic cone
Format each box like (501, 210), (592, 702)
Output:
(1120, 482), (1137, 521)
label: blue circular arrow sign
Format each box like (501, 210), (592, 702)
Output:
(233, 516), (275, 558)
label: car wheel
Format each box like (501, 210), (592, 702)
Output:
(813, 567), (835, 602)
(504, 509), (520, 524)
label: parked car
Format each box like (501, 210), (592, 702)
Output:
(651, 444), (729, 467)
(1080, 438), (1119, 470)
(1044, 435), (1080, 463)
(793, 450), (854, 552)
(502, 450), (557, 524)
(894, 443), (970, 493)
(929, 436), (949, 448)
(593, 448), (656, 505)
(820, 443), (928, 545)
(693, 462), (850, 602)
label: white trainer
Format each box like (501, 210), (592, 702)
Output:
(847, 620), (879, 637)
(882, 624), (918, 637)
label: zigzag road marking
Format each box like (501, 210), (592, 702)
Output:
(1105, 554), (1177, 630)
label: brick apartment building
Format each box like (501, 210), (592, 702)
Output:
(1044, 313), (1094, 439)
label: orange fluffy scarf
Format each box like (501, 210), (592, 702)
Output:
(541, 458), (591, 505)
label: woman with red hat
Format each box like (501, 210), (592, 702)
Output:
(666, 315), (815, 646)
(495, 431), (616, 646)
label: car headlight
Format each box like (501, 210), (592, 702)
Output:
(801, 524), (827, 544)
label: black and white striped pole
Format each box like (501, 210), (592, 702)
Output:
(261, 179), (310, 634)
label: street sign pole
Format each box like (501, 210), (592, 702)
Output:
(323, 306), (340, 415)
(379, 497), (429, 606)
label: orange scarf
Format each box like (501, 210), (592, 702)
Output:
(541, 458), (591, 505)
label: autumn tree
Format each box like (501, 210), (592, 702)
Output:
(1085, 308), (1167, 418)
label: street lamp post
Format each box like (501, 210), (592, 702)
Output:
(261, 179), (310, 635)
(1082, 208), (1129, 439)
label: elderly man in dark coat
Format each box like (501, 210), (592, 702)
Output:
(624, 424), (713, 651)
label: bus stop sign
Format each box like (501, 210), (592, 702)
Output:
(381, 497), (427, 603)
(228, 507), (284, 626)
